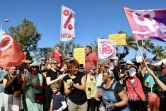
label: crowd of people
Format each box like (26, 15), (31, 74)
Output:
(0, 44), (166, 111)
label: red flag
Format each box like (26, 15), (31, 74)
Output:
(0, 29), (25, 68)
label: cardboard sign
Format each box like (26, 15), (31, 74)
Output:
(108, 34), (126, 45)
(74, 48), (85, 64)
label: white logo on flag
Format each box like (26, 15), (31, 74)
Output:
(98, 38), (116, 59)
(60, 5), (75, 41)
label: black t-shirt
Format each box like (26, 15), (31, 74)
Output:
(63, 72), (87, 105)
(17, 55), (32, 71)
(46, 69), (58, 81)
(4, 74), (21, 94)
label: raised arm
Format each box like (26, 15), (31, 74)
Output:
(148, 69), (166, 91)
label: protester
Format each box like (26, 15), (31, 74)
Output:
(85, 66), (97, 111)
(45, 59), (66, 111)
(0, 68), (5, 111)
(84, 46), (98, 74)
(17, 48), (33, 75)
(50, 80), (67, 111)
(22, 62), (44, 111)
(97, 68), (129, 111)
(148, 64), (166, 111)
(63, 59), (87, 111)
(125, 67), (147, 111)
(49, 44), (63, 71)
(39, 57), (47, 74)
(64, 52), (74, 61)
(60, 61), (70, 75)
(3, 66), (22, 111)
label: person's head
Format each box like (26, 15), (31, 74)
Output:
(51, 80), (61, 94)
(126, 60), (134, 70)
(128, 67), (137, 78)
(62, 61), (70, 71)
(29, 62), (39, 75)
(52, 59), (58, 69)
(85, 46), (92, 54)
(88, 66), (96, 75)
(9, 66), (17, 75)
(102, 69), (114, 82)
(54, 44), (61, 52)
(68, 59), (79, 75)
(68, 52), (73, 57)
(22, 48), (29, 56)
(40, 57), (46, 65)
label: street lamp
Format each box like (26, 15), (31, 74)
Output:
(1, 19), (9, 29)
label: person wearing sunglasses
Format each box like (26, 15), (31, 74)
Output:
(45, 59), (66, 111)
(22, 62), (43, 111)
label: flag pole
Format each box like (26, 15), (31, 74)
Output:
(136, 41), (148, 69)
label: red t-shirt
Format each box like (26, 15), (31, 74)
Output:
(49, 51), (63, 70)
(84, 52), (98, 72)
(126, 77), (145, 101)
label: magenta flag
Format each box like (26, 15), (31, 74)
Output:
(124, 7), (166, 42)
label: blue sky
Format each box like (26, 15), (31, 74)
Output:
(0, 0), (165, 61)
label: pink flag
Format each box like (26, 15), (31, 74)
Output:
(124, 7), (166, 41)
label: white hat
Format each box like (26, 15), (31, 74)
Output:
(126, 60), (134, 65)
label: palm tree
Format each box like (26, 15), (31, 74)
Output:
(151, 45), (165, 59)
(143, 39), (155, 53)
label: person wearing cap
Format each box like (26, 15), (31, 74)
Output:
(49, 44), (63, 71)
(84, 46), (98, 74)
(85, 66), (97, 111)
(97, 68), (129, 111)
(64, 52), (74, 61)
(22, 62), (44, 111)
(125, 67), (146, 111)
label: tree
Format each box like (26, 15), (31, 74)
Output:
(151, 45), (165, 59)
(33, 47), (53, 62)
(9, 19), (42, 51)
(143, 39), (155, 53)
(60, 41), (80, 56)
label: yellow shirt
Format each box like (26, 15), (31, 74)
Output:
(86, 74), (97, 99)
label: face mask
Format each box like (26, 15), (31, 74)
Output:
(129, 67), (136, 77)
(129, 72), (136, 77)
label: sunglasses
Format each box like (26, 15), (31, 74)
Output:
(31, 66), (39, 69)
(41, 59), (45, 61)
(53, 63), (58, 65)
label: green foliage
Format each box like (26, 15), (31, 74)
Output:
(60, 41), (80, 56)
(9, 18), (42, 51)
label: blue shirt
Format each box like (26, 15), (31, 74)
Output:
(52, 93), (65, 111)
(0, 70), (4, 93)
(144, 73), (155, 88)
